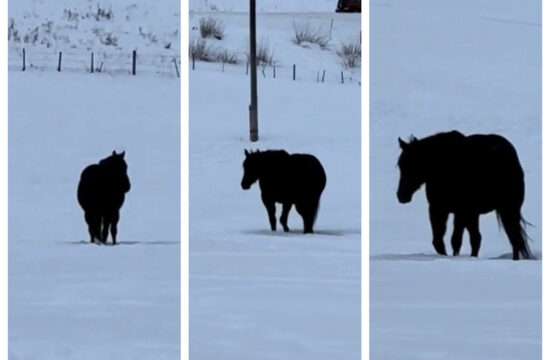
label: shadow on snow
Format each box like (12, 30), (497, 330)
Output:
(63, 240), (179, 246)
(371, 252), (541, 261)
(242, 228), (360, 237)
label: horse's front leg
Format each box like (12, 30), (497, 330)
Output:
(106, 211), (120, 245)
(261, 193), (277, 231)
(451, 214), (466, 256)
(465, 214), (481, 257)
(100, 217), (110, 244)
(429, 205), (449, 256)
(279, 202), (292, 232)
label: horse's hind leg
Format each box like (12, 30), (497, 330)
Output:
(296, 201), (315, 234)
(261, 194), (277, 231)
(279, 202), (292, 232)
(451, 214), (465, 256)
(84, 212), (101, 243)
(499, 208), (530, 260)
(465, 215), (481, 257)
(429, 206), (448, 256)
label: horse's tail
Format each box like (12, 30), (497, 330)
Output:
(496, 211), (533, 260)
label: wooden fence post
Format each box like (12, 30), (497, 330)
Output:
(246, 61), (249, 75)
(57, 51), (62, 72)
(91, 52), (94, 73)
(192, 52), (195, 70)
(293, 64), (296, 80)
(322, 70), (326, 83)
(273, 66), (276, 79)
(22, 48), (26, 71)
(132, 50), (137, 75)
(341, 71), (344, 84)
(173, 57), (180, 78)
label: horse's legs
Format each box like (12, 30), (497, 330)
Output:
(499, 208), (530, 260)
(84, 211), (101, 243)
(451, 214), (465, 256)
(429, 205), (448, 256)
(100, 216), (110, 244)
(261, 193), (277, 231)
(465, 215), (481, 257)
(279, 202), (292, 232)
(109, 211), (120, 245)
(295, 201), (315, 234)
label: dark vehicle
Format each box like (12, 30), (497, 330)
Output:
(336, 0), (361, 13)
(241, 149), (326, 234)
(397, 130), (531, 260)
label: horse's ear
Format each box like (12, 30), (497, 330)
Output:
(120, 151), (125, 158)
(112, 150), (116, 156)
(398, 137), (407, 149)
(244, 149), (249, 157)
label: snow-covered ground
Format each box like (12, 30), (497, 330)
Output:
(8, 70), (180, 359)
(370, 0), (541, 359)
(190, 70), (361, 359)
(189, 2), (362, 359)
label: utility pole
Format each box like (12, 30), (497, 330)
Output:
(249, 0), (259, 142)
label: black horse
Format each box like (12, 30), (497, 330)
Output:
(397, 130), (531, 260)
(241, 149), (327, 234)
(77, 151), (131, 245)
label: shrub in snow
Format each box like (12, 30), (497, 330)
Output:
(216, 49), (239, 64)
(247, 39), (276, 66)
(189, 39), (215, 62)
(337, 39), (361, 68)
(291, 21), (329, 49)
(199, 17), (224, 40)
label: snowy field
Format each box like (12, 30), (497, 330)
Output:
(189, 2), (362, 359)
(370, 1), (541, 359)
(189, 73), (361, 359)
(8, 1), (181, 358)
(8, 71), (180, 359)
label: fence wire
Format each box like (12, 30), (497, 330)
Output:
(8, 46), (181, 78)
(190, 59), (361, 85)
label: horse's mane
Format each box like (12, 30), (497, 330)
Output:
(411, 130), (466, 151)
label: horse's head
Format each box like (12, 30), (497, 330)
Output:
(397, 136), (425, 204)
(241, 149), (261, 190)
(100, 150), (131, 192)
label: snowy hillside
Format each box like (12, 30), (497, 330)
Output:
(370, 0), (541, 359)
(190, 0), (339, 13)
(8, 0), (180, 74)
(189, 0), (361, 84)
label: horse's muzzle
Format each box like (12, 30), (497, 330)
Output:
(397, 191), (412, 204)
(241, 182), (251, 190)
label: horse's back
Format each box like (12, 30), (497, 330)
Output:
(465, 134), (523, 175)
(77, 163), (128, 212)
(289, 153), (327, 191)
(462, 133), (524, 209)
(77, 164), (100, 209)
